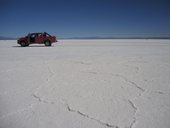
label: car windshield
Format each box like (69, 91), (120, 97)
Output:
(27, 34), (31, 37)
(44, 32), (51, 37)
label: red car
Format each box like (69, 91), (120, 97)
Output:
(17, 32), (57, 47)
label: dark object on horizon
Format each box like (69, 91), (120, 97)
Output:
(17, 32), (57, 47)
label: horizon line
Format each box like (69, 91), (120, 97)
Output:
(1, 36), (170, 40)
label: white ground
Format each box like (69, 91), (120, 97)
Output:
(0, 39), (170, 128)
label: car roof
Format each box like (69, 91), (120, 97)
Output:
(29, 32), (44, 34)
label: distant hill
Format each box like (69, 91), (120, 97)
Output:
(60, 36), (170, 39)
(0, 36), (18, 40)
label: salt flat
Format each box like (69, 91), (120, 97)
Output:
(0, 39), (170, 128)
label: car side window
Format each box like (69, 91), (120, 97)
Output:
(31, 34), (36, 38)
(43, 33), (46, 37)
(38, 34), (42, 37)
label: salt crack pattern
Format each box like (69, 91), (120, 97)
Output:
(66, 103), (119, 128)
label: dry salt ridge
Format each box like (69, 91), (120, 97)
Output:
(0, 39), (170, 128)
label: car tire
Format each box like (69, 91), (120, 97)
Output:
(44, 40), (51, 46)
(20, 42), (26, 47)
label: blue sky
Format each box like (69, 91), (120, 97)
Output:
(1, 0), (170, 38)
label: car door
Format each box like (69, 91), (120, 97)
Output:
(35, 33), (43, 44)
(30, 33), (36, 43)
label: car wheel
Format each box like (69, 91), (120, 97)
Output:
(20, 42), (26, 47)
(44, 41), (51, 46)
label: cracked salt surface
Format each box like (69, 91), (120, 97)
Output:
(0, 40), (170, 128)
(65, 103), (119, 128)
(127, 100), (137, 128)
(32, 92), (119, 128)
